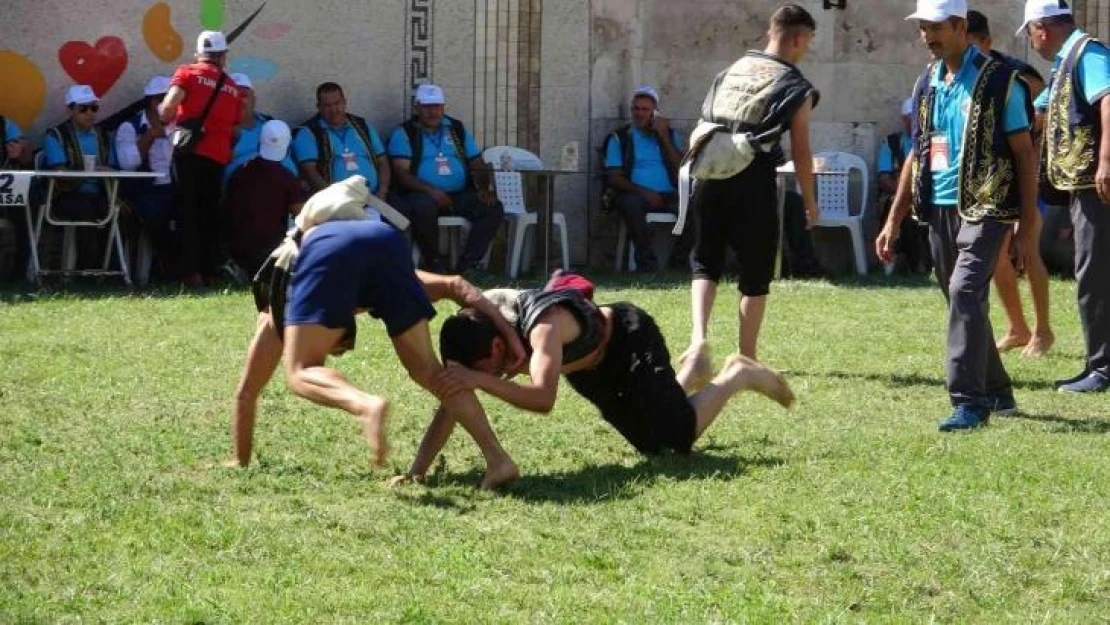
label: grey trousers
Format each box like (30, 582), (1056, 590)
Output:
(927, 207), (1014, 407)
(1072, 190), (1110, 377)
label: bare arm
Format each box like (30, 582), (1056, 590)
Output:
(789, 96), (818, 226)
(467, 321), (562, 414)
(653, 119), (684, 171)
(875, 148), (918, 262)
(298, 161), (329, 193)
(159, 86), (186, 124)
(375, 154), (391, 199)
(1098, 97), (1110, 205)
(416, 272), (527, 371)
(1007, 129), (1040, 250)
(391, 157), (438, 194)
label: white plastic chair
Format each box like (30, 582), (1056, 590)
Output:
(805, 151), (870, 275)
(614, 212), (679, 272)
(482, 146), (569, 278)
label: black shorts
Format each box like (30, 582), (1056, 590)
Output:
(565, 303), (696, 454)
(690, 157), (779, 296)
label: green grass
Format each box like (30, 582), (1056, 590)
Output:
(2, 274), (1109, 623)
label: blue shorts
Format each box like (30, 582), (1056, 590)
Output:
(286, 220), (435, 338)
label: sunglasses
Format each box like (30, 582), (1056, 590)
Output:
(74, 104), (100, 113)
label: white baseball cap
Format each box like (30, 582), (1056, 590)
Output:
(414, 84), (445, 105)
(901, 97), (915, 116)
(259, 120), (291, 162)
(65, 84), (98, 106)
(632, 85), (660, 104)
(905, 0), (967, 22)
(196, 30), (228, 55)
(231, 73), (253, 90)
(144, 76), (171, 97)
(1016, 0), (1072, 36)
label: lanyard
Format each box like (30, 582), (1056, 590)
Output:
(326, 123), (350, 151)
(426, 126), (449, 155)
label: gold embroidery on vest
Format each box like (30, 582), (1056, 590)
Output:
(958, 60), (1017, 221)
(1045, 40), (1097, 190)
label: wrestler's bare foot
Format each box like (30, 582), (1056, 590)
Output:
(676, 341), (713, 393)
(385, 473), (426, 488)
(1021, 332), (1054, 358)
(479, 458), (520, 491)
(358, 396), (390, 468)
(724, 353), (796, 408)
(997, 332), (1031, 352)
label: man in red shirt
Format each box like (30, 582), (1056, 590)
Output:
(160, 30), (244, 287)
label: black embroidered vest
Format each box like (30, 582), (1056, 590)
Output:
(515, 288), (605, 366)
(1043, 34), (1104, 192)
(911, 50), (1022, 222)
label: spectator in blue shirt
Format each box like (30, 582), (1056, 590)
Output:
(1, 115), (31, 169)
(293, 83), (391, 203)
(602, 86), (686, 272)
(224, 73), (296, 186)
(43, 85), (119, 268)
(389, 84), (502, 274)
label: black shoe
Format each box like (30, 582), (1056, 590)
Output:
(1054, 369), (1091, 389)
(1058, 371), (1110, 394)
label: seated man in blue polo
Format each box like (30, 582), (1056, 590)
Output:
(115, 75), (178, 276)
(224, 73), (296, 186)
(293, 82), (392, 215)
(603, 86), (686, 272)
(43, 84), (119, 268)
(1, 114), (31, 169)
(388, 84), (503, 274)
(877, 97), (930, 275)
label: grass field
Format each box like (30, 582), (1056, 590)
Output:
(1, 273), (1108, 623)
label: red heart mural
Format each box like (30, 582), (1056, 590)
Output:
(58, 36), (128, 98)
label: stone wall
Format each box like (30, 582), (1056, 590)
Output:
(0, 0), (1101, 271)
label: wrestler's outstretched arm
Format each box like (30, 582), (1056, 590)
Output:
(391, 319), (519, 490)
(416, 271), (527, 374)
(227, 312), (284, 467)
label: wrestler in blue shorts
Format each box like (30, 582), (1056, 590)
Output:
(228, 219), (527, 489)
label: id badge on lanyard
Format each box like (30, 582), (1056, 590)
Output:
(342, 150), (359, 172)
(929, 134), (950, 172)
(436, 153), (452, 176)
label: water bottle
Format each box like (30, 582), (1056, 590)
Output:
(500, 153), (512, 171)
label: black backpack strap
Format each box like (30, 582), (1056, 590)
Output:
(446, 116), (472, 188)
(617, 125), (633, 179)
(302, 114), (333, 184)
(348, 114), (380, 173)
(403, 118), (422, 176)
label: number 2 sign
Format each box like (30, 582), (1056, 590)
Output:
(0, 172), (32, 207)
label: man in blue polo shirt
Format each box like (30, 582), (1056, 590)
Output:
(1, 116), (30, 169)
(1022, 0), (1110, 393)
(224, 73), (296, 185)
(603, 86), (686, 272)
(1, 113), (32, 281)
(43, 85), (119, 268)
(389, 84), (503, 274)
(877, 0), (1040, 431)
(293, 82), (392, 209)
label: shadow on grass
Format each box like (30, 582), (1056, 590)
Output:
(1007, 412), (1110, 434)
(800, 369), (1062, 392)
(400, 451), (785, 507)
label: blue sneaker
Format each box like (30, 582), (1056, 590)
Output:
(939, 405), (990, 432)
(1058, 371), (1110, 394)
(990, 395), (1019, 416)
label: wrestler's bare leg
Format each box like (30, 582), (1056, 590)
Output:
(688, 354), (795, 441)
(283, 323), (391, 466)
(227, 311), (283, 467)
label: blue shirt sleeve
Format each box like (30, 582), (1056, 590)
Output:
(1078, 41), (1110, 105)
(43, 131), (66, 167)
(369, 126), (386, 158)
(1033, 88), (1049, 111)
(387, 127), (413, 159)
(1003, 81), (1031, 133)
(4, 119), (23, 141)
(462, 129), (480, 160)
(669, 128), (685, 152)
(877, 142), (894, 173)
(291, 127), (319, 164)
(603, 135), (622, 169)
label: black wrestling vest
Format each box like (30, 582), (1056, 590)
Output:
(515, 289), (605, 365)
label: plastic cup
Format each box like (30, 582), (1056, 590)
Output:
(82, 155), (97, 172)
